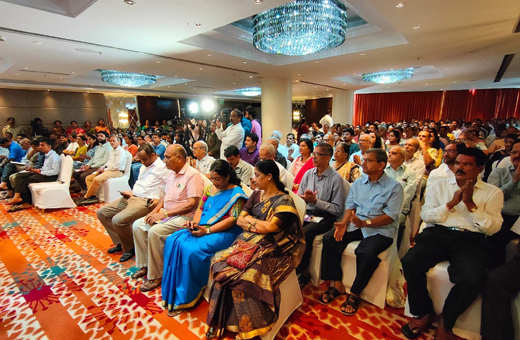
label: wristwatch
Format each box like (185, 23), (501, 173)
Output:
(365, 219), (372, 226)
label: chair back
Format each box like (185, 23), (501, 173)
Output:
(58, 155), (74, 185)
(122, 151), (133, 179)
(286, 159), (292, 171)
(289, 191), (306, 225)
(336, 179), (351, 221)
(200, 173), (212, 189)
(241, 182), (253, 197)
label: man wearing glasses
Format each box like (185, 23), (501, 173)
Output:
(349, 132), (374, 167)
(427, 142), (466, 187)
(296, 142), (347, 288)
(191, 141), (214, 176)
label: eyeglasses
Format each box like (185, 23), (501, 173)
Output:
(311, 152), (329, 158)
(362, 158), (378, 163)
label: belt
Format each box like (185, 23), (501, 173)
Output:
(445, 227), (472, 233)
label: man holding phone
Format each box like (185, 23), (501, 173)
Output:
(97, 144), (169, 262)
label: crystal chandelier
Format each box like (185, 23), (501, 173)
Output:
(253, 0), (348, 56)
(100, 69), (157, 87)
(235, 87), (262, 96)
(362, 68), (415, 84)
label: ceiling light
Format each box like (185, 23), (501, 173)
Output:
(254, 0), (263, 3)
(124, 0), (135, 5)
(298, 73), (301, 76)
(14, 73), (19, 75)
(168, 86), (171, 88)
(24, 67), (29, 70)
(156, 61), (161, 64)
(413, 26), (420, 29)
(396, 3), (404, 8)
(71, 72), (75, 74)
(188, 102), (199, 114)
(100, 69), (157, 87)
(235, 87), (261, 97)
(207, 53), (212, 57)
(315, 61), (319, 64)
(242, 61), (248, 64)
(195, 23), (202, 27)
(199, 67), (203, 70)
(362, 68), (414, 84)
(360, 53), (365, 56)
(33, 41), (41, 44)
(249, 75), (253, 78)
(253, 0), (348, 56)
(202, 100), (215, 112)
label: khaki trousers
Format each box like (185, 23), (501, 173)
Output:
(132, 215), (191, 280)
(85, 170), (123, 198)
(97, 196), (153, 252)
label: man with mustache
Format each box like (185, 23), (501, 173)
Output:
(401, 147), (503, 340)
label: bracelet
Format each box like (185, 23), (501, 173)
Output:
(252, 219), (258, 226)
(206, 227), (211, 235)
(164, 211), (168, 218)
(247, 224), (252, 232)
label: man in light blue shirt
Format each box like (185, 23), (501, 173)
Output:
(152, 133), (166, 159)
(318, 148), (403, 316)
(8, 138), (61, 211)
(72, 131), (111, 192)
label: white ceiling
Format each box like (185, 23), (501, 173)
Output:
(0, 0), (519, 101)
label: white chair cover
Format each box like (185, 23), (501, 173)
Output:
(98, 151), (132, 203)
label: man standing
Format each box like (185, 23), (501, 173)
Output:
(240, 108), (252, 145)
(80, 135), (128, 204)
(296, 143), (347, 287)
(216, 109), (244, 159)
(285, 133), (300, 163)
(224, 146), (253, 185)
(7, 138), (60, 211)
(427, 142), (466, 187)
(319, 149), (403, 315)
(206, 120), (221, 159)
(401, 148), (503, 340)
(2, 117), (25, 139)
(73, 131), (111, 193)
(239, 133), (260, 166)
(245, 106), (262, 147)
(191, 141), (215, 175)
(97, 144), (169, 262)
(131, 145), (204, 292)
(152, 132), (166, 160)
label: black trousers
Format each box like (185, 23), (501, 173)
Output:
(13, 172), (58, 203)
(72, 167), (98, 190)
(401, 226), (492, 330)
(3, 163), (18, 189)
(296, 212), (336, 275)
(481, 254), (520, 340)
(488, 214), (520, 268)
(320, 228), (393, 295)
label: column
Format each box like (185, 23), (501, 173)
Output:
(331, 90), (355, 125)
(260, 78), (293, 142)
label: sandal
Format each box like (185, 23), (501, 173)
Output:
(140, 279), (161, 292)
(131, 267), (148, 280)
(401, 313), (437, 339)
(8, 203), (30, 212)
(341, 294), (361, 316)
(205, 327), (217, 339)
(298, 274), (311, 289)
(319, 287), (345, 305)
(167, 309), (185, 317)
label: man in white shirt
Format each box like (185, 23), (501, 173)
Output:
(258, 144), (293, 190)
(401, 147), (503, 340)
(73, 131), (111, 193)
(224, 145), (253, 186)
(404, 138), (425, 186)
(427, 142), (466, 188)
(81, 135), (128, 204)
(8, 138), (61, 211)
(285, 133), (300, 162)
(191, 141), (214, 176)
(215, 109), (244, 159)
(97, 144), (169, 262)
(62, 133), (79, 156)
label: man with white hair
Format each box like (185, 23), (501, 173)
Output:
(191, 140), (214, 175)
(349, 132), (374, 166)
(258, 144), (293, 189)
(271, 130), (288, 158)
(267, 137), (287, 169)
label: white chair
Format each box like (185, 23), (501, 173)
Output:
(98, 151), (132, 203)
(285, 159), (292, 171)
(404, 238), (520, 340)
(241, 182), (253, 197)
(200, 172), (212, 189)
(29, 155), (76, 212)
(308, 179), (350, 287)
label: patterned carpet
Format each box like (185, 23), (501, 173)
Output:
(0, 201), (443, 340)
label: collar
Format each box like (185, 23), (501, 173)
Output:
(386, 163), (405, 172)
(246, 148), (257, 155)
(200, 154), (209, 162)
(176, 162), (189, 175)
(362, 171), (388, 184)
(313, 166), (332, 177)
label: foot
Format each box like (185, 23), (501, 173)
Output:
(140, 279), (161, 292)
(0, 183), (7, 190)
(81, 196), (99, 205)
(107, 244), (122, 254)
(131, 267), (148, 279)
(341, 294), (362, 316)
(402, 313), (437, 339)
(8, 203), (31, 212)
(205, 327), (217, 339)
(6, 197), (23, 205)
(298, 273), (311, 289)
(167, 309), (185, 317)
(434, 315), (456, 340)
(119, 248), (135, 262)
(319, 287), (345, 305)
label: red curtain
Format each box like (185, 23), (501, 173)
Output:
(353, 89), (520, 125)
(354, 91), (443, 126)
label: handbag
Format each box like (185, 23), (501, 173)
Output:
(226, 240), (259, 269)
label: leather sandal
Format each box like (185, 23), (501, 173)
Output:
(402, 313), (437, 339)
(140, 279), (161, 292)
(341, 294), (361, 316)
(319, 287), (345, 305)
(205, 327), (217, 339)
(131, 267), (148, 280)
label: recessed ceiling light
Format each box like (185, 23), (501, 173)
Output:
(425, 84), (429, 86)
(413, 26), (420, 29)
(343, 83), (346, 85)
(185, 83), (188, 85)
(453, 81), (456, 83)
(242, 61), (247, 64)
(59, 77), (63, 79)
(14, 73), (19, 75)
(124, 0), (135, 4)
(24, 67), (29, 70)
(314, 61), (319, 64)
(33, 41), (41, 45)
(207, 53), (212, 57)
(233, 82), (236, 85)
(47, 89), (50, 91)
(71, 72), (75, 74)
(313, 92), (315, 94)
(326, 88), (329, 91)
(199, 67), (203, 70)
(195, 23), (202, 27)
(174, 75), (178, 77)
(249, 76), (253, 78)
(157, 61), (161, 64)
(360, 53), (365, 56)
(168, 86), (171, 88)
(396, 3), (404, 8)
(254, 0), (263, 4)
(298, 73), (301, 75)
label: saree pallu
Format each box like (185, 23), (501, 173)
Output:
(292, 158), (314, 193)
(161, 186), (247, 312)
(205, 193), (305, 339)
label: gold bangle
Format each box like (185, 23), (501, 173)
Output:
(247, 224), (252, 232)
(253, 219), (258, 226)
(164, 211), (168, 218)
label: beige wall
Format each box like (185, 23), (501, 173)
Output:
(0, 89), (107, 137)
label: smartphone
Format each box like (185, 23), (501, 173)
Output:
(190, 226), (200, 232)
(146, 198), (153, 207)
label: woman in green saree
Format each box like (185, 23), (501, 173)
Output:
(205, 160), (305, 340)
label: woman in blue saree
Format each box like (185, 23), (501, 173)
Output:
(162, 160), (247, 317)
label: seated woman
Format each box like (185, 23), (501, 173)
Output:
(290, 138), (314, 193)
(161, 160), (248, 317)
(205, 160), (305, 340)
(331, 142), (360, 183)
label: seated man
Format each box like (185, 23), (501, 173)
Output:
(7, 138), (61, 211)
(487, 140), (520, 267)
(129, 135), (146, 188)
(426, 141), (466, 188)
(0, 137), (25, 180)
(267, 137), (287, 169)
(480, 229), (520, 340)
(0, 138), (31, 194)
(72, 131), (111, 193)
(239, 133), (260, 166)
(401, 147), (503, 340)
(131, 145), (204, 292)
(404, 138), (426, 187)
(224, 146), (253, 186)
(80, 135), (128, 204)
(97, 144), (169, 262)
(191, 141), (214, 175)
(296, 142), (347, 287)
(349, 132), (374, 166)
(258, 144), (293, 189)
(319, 149), (403, 315)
